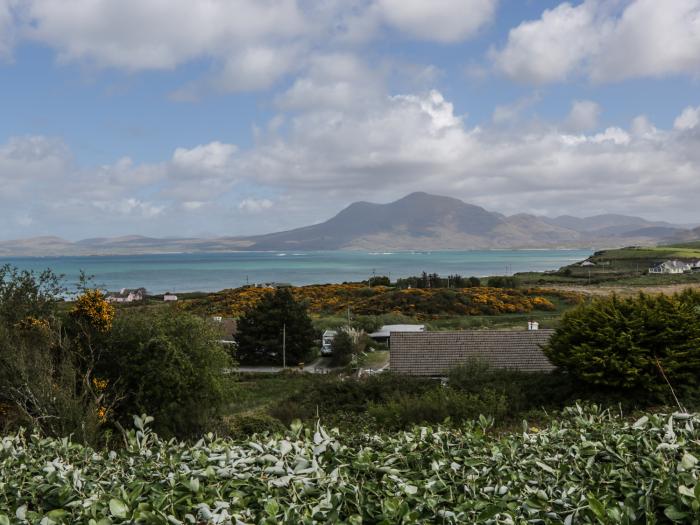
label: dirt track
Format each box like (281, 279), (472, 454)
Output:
(550, 282), (700, 297)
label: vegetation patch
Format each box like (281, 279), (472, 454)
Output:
(2, 406), (700, 523)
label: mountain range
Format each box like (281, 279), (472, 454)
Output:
(1, 192), (697, 256)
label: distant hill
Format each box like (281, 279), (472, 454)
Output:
(0, 192), (695, 255)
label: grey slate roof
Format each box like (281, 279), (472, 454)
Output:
(390, 330), (556, 376)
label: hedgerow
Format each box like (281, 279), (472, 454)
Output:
(2, 405), (700, 524)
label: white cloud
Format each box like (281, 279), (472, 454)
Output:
(172, 141), (237, 175)
(0, 0), (17, 60)
(565, 100), (601, 132)
(378, 0), (497, 42)
(238, 198), (274, 213)
(3, 96), (700, 237)
(675, 106), (700, 130)
(492, 0), (700, 84)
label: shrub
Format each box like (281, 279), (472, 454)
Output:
(368, 387), (508, 430)
(544, 290), (700, 398)
(487, 275), (519, 288)
(99, 310), (234, 438)
(225, 412), (287, 438)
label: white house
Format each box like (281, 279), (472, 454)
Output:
(106, 287), (146, 303)
(163, 293), (178, 301)
(648, 260), (693, 274)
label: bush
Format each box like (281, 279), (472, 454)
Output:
(99, 310), (234, 438)
(225, 412), (287, 438)
(544, 290), (700, 399)
(368, 387), (508, 430)
(486, 275), (519, 288)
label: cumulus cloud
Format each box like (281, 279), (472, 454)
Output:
(0, 0), (498, 96)
(378, 0), (497, 42)
(2, 92), (700, 237)
(565, 100), (601, 132)
(238, 198), (274, 213)
(491, 0), (700, 84)
(240, 91), (700, 221)
(675, 106), (700, 130)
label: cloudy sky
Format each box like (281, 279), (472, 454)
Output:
(1, 0), (700, 240)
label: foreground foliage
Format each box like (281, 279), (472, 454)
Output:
(2, 405), (700, 524)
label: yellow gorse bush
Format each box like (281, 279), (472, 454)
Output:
(71, 289), (115, 332)
(182, 284), (582, 319)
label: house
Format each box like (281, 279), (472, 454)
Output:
(211, 316), (237, 345)
(580, 260), (596, 267)
(163, 292), (178, 302)
(320, 330), (337, 356)
(648, 260), (692, 274)
(369, 324), (425, 347)
(106, 287), (146, 303)
(390, 330), (555, 377)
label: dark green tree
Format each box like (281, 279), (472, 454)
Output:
(330, 330), (355, 367)
(487, 276), (518, 288)
(544, 290), (700, 396)
(236, 288), (316, 366)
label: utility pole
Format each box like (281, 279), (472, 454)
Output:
(282, 323), (286, 369)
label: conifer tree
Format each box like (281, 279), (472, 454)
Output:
(236, 287), (316, 365)
(544, 290), (700, 395)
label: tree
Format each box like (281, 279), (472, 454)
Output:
(99, 310), (233, 437)
(331, 330), (355, 367)
(544, 290), (700, 397)
(236, 288), (316, 365)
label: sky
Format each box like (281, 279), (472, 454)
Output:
(1, 0), (700, 240)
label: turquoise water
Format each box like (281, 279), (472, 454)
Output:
(0, 250), (592, 294)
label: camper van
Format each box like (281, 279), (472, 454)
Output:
(320, 330), (337, 356)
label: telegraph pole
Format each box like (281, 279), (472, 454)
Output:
(282, 323), (286, 369)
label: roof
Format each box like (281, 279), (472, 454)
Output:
(369, 324), (425, 339)
(652, 260), (691, 269)
(390, 330), (556, 376)
(323, 330), (338, 337)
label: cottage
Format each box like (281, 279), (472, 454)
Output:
(106, 287), (146, 303)
(163, 292), (178, 301)
(648, 260), (692, 274)
(369, 324), (425, 347)
(390, 330), (555, 377)
(211, 316), (237, 345)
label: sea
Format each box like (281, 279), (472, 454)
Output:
(0, 250), (593, 294)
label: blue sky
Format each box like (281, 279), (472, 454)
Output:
(1, 0), (699, 240)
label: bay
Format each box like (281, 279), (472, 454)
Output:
(0, 249), (592, 294)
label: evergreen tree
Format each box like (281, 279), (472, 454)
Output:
(330, 330), (355, 367)
(236, 288), (316, 365)
(544, 290), (700, 396)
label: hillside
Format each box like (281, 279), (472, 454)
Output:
(0, 192), (696, 255)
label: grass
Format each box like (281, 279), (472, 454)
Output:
(226, 371), (324, 417)
(358, 350), (389, 368)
